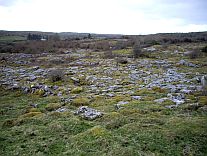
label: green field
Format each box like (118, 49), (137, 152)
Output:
(0, 36), (26, 42)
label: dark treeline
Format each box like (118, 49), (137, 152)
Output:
(27, 33), (48, 41)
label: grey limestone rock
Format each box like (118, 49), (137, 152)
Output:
(75, 106), (103, 120)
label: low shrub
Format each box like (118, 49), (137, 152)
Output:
(189, 49), (203, 59)
(48, 69), (64, 82)
(201, 45), (207, 53)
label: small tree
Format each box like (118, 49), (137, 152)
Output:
(88, 33), (92, 39)
(133, 42), (142, 58)
(49, 33), (60, 41)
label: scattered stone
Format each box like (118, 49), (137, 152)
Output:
(53, 85), (59, 90)
(71, 77), (80, 83)
(22, 86), (30, 93)
(106, 93), (115, 97)
(33, 69), (45, 74)
(115, 101), (129, 110)
(178, 60), (186, 65)
(178, 60), (198, 67)
(30, 103), (38, 108)
(32, 66), (40, 70)
(131, 96), (142, 100)
(10, 83), (20, 90)
(165, 105), (177, 109)
(154, 98), (169, 103)
(61, 97), (73, 104)
(55, 107), (68, 112)
(143, 47), (156, 52)
(168, 93), (185, 105)
(29, 75), (37, 81)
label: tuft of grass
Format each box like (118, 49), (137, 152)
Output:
(152, 86), (167, 93)
(113, 49), (132, 55)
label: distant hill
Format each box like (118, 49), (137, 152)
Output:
(0, 30), (207, 43)
(0, 30), (123, 40)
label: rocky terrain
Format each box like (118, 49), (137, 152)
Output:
(0, 42), (207, 155)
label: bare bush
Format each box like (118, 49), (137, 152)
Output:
(103, 50), (114, 59)
(201, 45), (207, 53)
(94, 41), (110, 51)
(50, 58), (65, 65)
(116, 58), (128, 64)
(115, 41), (128, 50)
(189, 49), (203, 59)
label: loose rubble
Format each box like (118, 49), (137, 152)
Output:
(0, 47), (206, 117)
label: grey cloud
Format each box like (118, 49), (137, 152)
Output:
(159, 0), (207, 24)
(130, 0), (207, 25)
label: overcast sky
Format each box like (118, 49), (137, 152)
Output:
(0, 0), (207, 34)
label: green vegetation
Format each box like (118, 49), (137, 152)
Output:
(0, 36), (26, 42)
(1, 88), (207, 155)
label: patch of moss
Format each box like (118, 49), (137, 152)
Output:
(75, 125), (109, 138)
(27, 107), (41, 113)
(147, 105), (166, 112)
(88, 126), (108, 136)
(135, 88), (155, 96)
(71, 97), (90, 106)
(113, 49), (132, 55)
(34, 89), (45, 96)
(152, 86), (167, 93)
(99, 112), (122, 122)
(142, 96), (156, 101)
(71, 87), (83, 94)
(45, 103), (61, 111)
(112, 95), (131, 103)
(119, 108), (140, 116)
(19, 112), (43, 118)
(199, 96), (207, 106)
